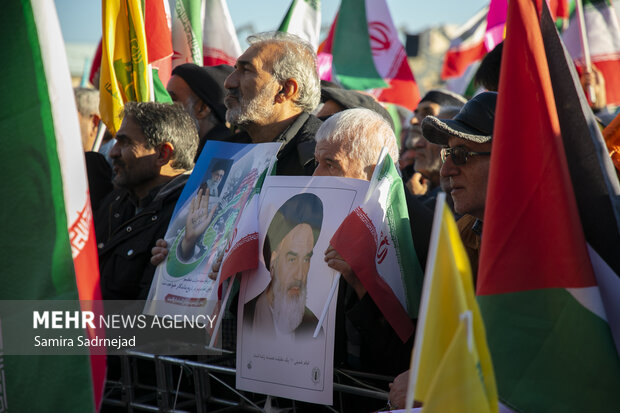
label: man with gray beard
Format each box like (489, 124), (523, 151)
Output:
(224, 32), (322, 176)
(244, 193), (324, 340)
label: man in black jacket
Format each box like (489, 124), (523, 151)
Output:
(224, 31), (322, 176)
(94, 102), (198, 300)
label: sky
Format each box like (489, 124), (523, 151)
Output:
(55, 0), (489, 46)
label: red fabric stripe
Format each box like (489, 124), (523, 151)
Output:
(441, 41), (487, 79)
(477, 0), (596, 295)
(576, 60), (620, 106)
(377, 56), (420, 110)
(70, 200), (106, 409)
(220, 233), (259, 283)
(331, 209), (414, 342)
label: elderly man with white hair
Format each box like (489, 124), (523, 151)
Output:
(311, 108), (432, 383)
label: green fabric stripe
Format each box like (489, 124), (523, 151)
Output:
(278, 0), (297, 32)
(152, 68), (172, 102)
(478, 288), (620, 411)
(332, 0), (388, 90)
(0, 1), (94, 411)
(0, 0), (76, 299)
(381, 158), (423, 318)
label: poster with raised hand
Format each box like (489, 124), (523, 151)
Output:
(144, 141), (280, 318)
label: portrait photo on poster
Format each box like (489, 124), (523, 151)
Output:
(236, 175), (369, 405)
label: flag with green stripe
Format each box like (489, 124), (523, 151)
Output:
(0, 0), (105, 410)
(278, 0), (321, 50)
(478, 0), (620, 411)
(331, 152), (423, 342)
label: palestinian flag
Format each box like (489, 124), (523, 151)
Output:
(562, 0), (620, 105)
(278, 0), (321, 50)
(322, 0), (420, 110)
(0, 0), (104, 410)
(477, 0), (620, 411)
(331, 153), (423, 342)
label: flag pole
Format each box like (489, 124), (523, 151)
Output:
(208, 273), (235, 349)
(575, 0), (596, 103)
(91, 121), (107, 152)
(405, 192), (446, 411)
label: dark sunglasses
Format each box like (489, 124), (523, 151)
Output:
(440, 145), (491, 165)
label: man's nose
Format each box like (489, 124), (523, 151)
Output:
(223, 71), (237, 89)
(109, 140), (120, 158)
(440, 155), (458, 177)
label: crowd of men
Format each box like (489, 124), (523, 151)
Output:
(76, 30), (613, 412)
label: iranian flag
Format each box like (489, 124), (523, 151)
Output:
(144, 0), (173, 99)
(202, 0), (241, 66)
(562, 0), (620, 105)
(0, 0), (104, 410)
(219, 168), (267, 284)
(477, 0), (620, 411)
(330, 152), (423, 342)
(278, 0), (321, 50)
(323, 0), (420, 110)
(171, 0), (205, 67)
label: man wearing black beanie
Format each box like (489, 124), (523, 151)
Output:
(168, 63), (246, 161)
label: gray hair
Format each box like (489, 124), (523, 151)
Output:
(315, 108), (399, 167)
(122, 102), (198, 170)
(247, 32), (320, 112)
(74, 87), (99, 116)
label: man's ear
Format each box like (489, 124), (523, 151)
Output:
(157, 142), (175, 166)
(270, 250), (278, 272)
(194, 101), (211, 120)
(276, 78), (299, 103)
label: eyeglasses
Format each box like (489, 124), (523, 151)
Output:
(440, 146), (491, 165)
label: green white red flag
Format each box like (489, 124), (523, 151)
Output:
(477, 0), (620, 410)
(330, 153), (424, 342)
(278, 0), (321, 50)
(202, 0), (241, 66)
(320, 0), (420, 111)
(561, 0), (620, 105)
(0, 0), (104, 410)
(171, 0), (205, 67)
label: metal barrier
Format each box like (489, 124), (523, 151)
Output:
(101, 351), (393, 412)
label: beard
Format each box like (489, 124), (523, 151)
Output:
(225, 82), (276, 126)
(271, 265), (307, 334)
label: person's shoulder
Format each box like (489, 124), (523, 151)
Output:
(299, 113), (323, 137)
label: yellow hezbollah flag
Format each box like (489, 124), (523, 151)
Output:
(406, 193), (498, 412)
(100, 0), (151, 134)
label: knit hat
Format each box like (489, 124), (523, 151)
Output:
(171, 63), (233, 123)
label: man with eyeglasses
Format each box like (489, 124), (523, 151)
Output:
(421, 91), (497, 278)
(387, 92), (497, 410)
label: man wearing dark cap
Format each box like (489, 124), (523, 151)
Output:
(404, 89), (467, 203)
(167, 63), (237, 160)
(388, 92), (497, 410)
(244, 193), (323, 340)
